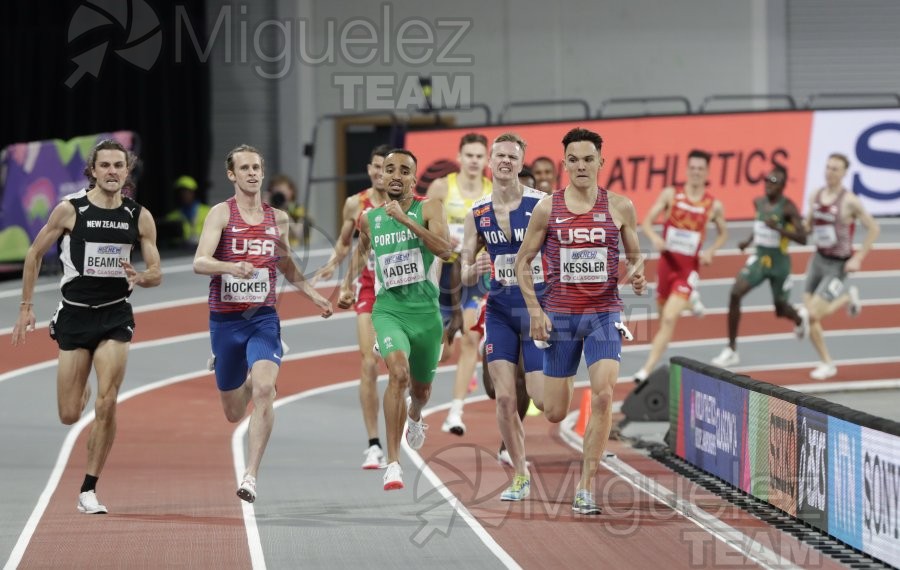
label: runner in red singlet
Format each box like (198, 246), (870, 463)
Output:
(632, 150), (727, 383)
(319, 145), (391, 469)
(516, 127), (646, 515)
(194, 144), (332, 503)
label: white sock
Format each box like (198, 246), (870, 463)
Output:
(634, 368), (648, 382)
(450, 399), (464, 416)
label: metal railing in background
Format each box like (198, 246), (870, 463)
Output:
(498, 99), (591, 124)
(596, 96), (692, 117)
(407, 103), (493, 127)
(300, 111), (401, 249)
(805, 92), (900, 109)
(699, 93), (797, 113)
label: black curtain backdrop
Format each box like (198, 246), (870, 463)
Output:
(2, 0), (210, 221)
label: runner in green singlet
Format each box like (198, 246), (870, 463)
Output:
(338, 149), (453, 492)
(711, 166), (809, 367)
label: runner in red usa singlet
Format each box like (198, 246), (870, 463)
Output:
(514, 128), (646, 516)
(194, 144), (332, 504)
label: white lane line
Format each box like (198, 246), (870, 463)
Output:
(619, 298), (900, 324)
(241, 362), (520, 570)
(0, 312), (356, 386)
(4, 248), (896, 334)
(3, 344), (360, 570)
(638, 241), (900, 260)
(787, 378), (900, 392)
(731, 355), (900, 375)
(258, 364), (521, 570)
(230, 345), (358, 570)
(647, 219), (900, 231)
(403, 397), (523, 570)
(0, 279), (343, 336)
(2, 344), (514, 570)
(5, 340), (891, 569)
(3, 238), (897, 297)
(1, 319), (893, 390)
(557, 412), (802, 570)
(0, 248), (337, 299)
(694, 269), (900, 288)
(5, 290), (898, 340)
(3, 240), (897, 301)
(623, 326), (900, 354)
(2, 369), (212, 570)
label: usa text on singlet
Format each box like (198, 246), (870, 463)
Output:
(542, 188), (623, 314)
(208, 198), (281, 313)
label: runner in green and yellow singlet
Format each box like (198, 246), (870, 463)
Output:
(711, 166), (809, 368)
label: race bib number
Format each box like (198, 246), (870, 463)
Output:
(560, 247), (607, 283)
(221, 268), (270, 303)
(448, 223), (465, 252)
(665, 228), (701, 256)
(813, 225), (837, 248)
(379, 248), (425, 289)
(82, 242), (132, 278)
(753, 220), (782, 248)
(493, 252), (544, 286)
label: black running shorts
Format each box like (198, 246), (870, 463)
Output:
(49, 301), (135, 351)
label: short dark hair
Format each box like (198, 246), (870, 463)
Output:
(773, 164), (787, 179)
(518, 166), (534, 179)
(829, 153), (850, 169)
(687, 149), (712, 164)
(532, 156), (555, 169)
(370, 144), (391, 163)
(83, 139), (134, 184)
(561, 128), (603, 153)
(386, 148), (418, 166)
(459, 132), (488, 150)
(226, 144), (264, 173)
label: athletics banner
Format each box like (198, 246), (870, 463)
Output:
(406, 108), (900, 220)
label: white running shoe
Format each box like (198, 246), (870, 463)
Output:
(383, 462), (404, 491)
(810, 362), (837, 380)
(441, 412), (466, 436)
(497, 448), (531, 468)
(406, 416), (428, 450)
(362, 445), (386, 469)
(689, 290), (706, 318)
(77, 490), (108, 514)
(795, 306), (810, 339)
(847, 286), (861, 318)
(711, 347), (740, 367)
(237, 475), (257, 503)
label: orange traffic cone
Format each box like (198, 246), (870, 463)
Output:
(573, 388), (592, 437)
